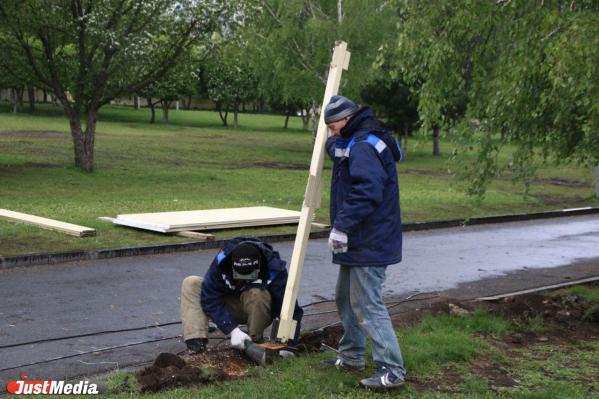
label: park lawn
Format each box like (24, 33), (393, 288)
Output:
(100, 284), (599, 399)
(0, 103), (597, 256)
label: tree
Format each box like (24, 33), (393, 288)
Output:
(0, 0), (243, 172)
(205, 45), (258, 129)
(385, 0), (599, 196)
(137, 49), (200, 124)
(0, 34), (42, 113)
(360, 76), (419, 155)
(247, 0), (396, 135)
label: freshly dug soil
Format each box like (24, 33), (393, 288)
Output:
(136, 352), (225, 393)
(137, 283), (598, 393)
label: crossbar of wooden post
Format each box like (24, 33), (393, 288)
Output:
(276, 41), (351, 342)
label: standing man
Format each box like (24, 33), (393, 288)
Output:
(322, 95), (406, 390)
(180, 237), (303, 353)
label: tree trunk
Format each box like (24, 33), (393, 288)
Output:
(301, 109), (310, 130)
(259, 98), (265, 113)
(184, 95), (192, 110)
(217, 103), (228, 127)
(402, 126), (409, 158)
(43, 90), (48, 103)
(233, 103), (239, 129)
(16, 87), (24, 112)
(432, 125), (441, 156)
(68, 110), (96, 172)
(161, 100), (170, 125)
(147, 98), (156, 124)
(595, 166), (599, 199)
(27, 87), (35, 112)
(311, 100), (318, 142)
(284, 111), (291, 129)
(10, 88), (17, 113)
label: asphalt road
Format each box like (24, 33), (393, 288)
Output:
(1, 214), (599, 388)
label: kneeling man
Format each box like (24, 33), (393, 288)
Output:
(180, 237), (303, 353)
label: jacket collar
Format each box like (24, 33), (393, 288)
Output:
(340, 107), (378, 139)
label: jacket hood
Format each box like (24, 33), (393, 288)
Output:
(341, 107), (402, 162)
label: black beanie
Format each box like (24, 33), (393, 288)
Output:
(231, 243), (262, 280)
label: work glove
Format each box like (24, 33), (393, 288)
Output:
(230, 327), (251, 350)
(328, 228), (348, 254)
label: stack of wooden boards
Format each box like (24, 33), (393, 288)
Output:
(112, 206), (304, 233)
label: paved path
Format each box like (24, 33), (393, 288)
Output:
(1, 215), (598, 388)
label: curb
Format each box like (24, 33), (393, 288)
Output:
(1, 207), (598, 270)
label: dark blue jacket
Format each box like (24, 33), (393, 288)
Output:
(200, 237), (303, 340)
(326, 107), (403, 267)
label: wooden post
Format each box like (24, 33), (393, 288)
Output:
(276, 41), (351, 342)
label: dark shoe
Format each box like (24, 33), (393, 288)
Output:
(185, 338), (208, 354)
(360, 366), (405, 390)
(321, 357), (365, 371)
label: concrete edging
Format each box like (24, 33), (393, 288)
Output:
(1, 207), (598, 270)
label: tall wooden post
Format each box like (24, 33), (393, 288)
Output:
(276, 41), (351, 342)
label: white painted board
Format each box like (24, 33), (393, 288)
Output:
(113, 206), (303, 233)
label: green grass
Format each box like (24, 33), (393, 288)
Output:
(95, 309), (598, 399)
(1, 103), (597, 255)
(569, 285), (599, 303)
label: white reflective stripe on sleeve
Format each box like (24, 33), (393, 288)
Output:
(335, 148), (351, 158)
(374, 140), (387, 153)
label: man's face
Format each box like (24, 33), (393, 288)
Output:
(327, 117), (350, 136)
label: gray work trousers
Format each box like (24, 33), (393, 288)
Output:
(180, 275), (273, 342)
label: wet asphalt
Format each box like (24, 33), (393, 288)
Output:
(1, 214), (598, 388)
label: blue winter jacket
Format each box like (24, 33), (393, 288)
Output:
(326, 107), (403, 267)
(200, 237), (303, 341)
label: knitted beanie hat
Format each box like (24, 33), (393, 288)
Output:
(324, 95), (358, 124)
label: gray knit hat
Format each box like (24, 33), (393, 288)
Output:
(324, 95), (358, 124)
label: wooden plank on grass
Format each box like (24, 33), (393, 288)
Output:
(175, 231), (215, 240)
(0, 209), (96, 237)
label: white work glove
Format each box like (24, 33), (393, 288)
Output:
(328, 228), (348, 254)
(230, 327), (251, 350)
(279, 350), (295, 359)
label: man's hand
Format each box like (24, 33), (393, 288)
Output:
(328, 228), (348, 254)
(230, 327), (251, 350)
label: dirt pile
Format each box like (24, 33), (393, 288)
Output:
(136, 352), (225, 393)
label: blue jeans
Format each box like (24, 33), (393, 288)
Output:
(335, 265), (406, 379)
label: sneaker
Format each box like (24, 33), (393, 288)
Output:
(321, 357), (365, 371)
(185, 338), (208, 354)
(360, 366), (405, 390)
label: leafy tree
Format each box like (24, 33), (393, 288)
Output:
(384, 0), (599, 196)
(0, 34), (42, 113)
(360, 76), (419, 154)
(0, 0), (243, 172)
(205, 44), (258, 128)
(248, 0), (396, 135)
(137, 49), (200, 124)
